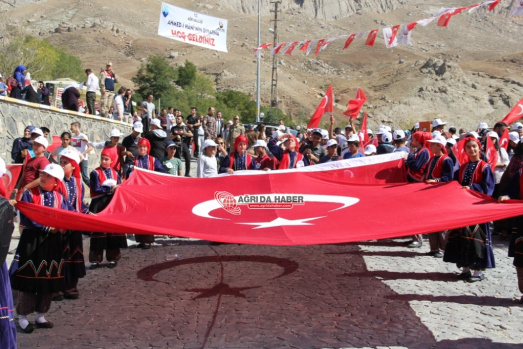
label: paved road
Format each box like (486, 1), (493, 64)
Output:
(8, 233), (522, 349)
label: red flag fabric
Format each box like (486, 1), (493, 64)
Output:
(488, 0), (502, 11)
(3, 164), (22, 198)
(485, 135), (498, 171)
(254, 43), (274, 56)
(498, 98), (523, 125)
(315, 39), (325, 56)
(307, 85), (333, 128)
(16, 156), (523, 246)
(343, 34), (356, 50)
(284, 41), (299, 55)
(46, 135), (62, 153)
(344, 88), (367, 118)
(271, 43), (286, 55)
(359, 112), (369, 145)
(388, 25), (400, 46)
(499, 128), (509, 151)
(365, 30), (378, 47)
(300, 40), (311, 52)
(454, 138), (468, 165)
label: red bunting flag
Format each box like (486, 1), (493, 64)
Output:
(343, 34), (356, 50)
(254, 43), (274, 56)
(315, 39), (325, 56)
(488, 0), (502, 11)
(388, 25), (400, 46)
(498, 98), (523, 125)
(271, 42), (286, 55)
(499, 128), (509, 151)
(365, 29), (378, 46)
(485, 135), (499, 171)
(307, 85), (333, 129)
(284, 41), (299, 55)
(344, 88), (367, 119)
(300, 40), (311, 52)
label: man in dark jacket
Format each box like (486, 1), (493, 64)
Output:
(144, 119), (168, 160)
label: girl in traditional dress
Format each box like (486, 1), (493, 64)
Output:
(267, 133), (310, 170)
(11, 164), (75, 333)
(89, 148), (127, 268)
(443, 137), (495, 282)
(423, 136), (454, 258)
(220, 135), (256, 173)
(59, 149), (91, 299)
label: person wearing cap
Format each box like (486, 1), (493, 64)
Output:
(11, 163), (76, 333)
(11, 126), (35, 163)
(268, 133), (309, 169)
(488, 131), (509, 193)
(144, 118), (168, 161)
(444, 136), (495, 282)
(112, 86), (127, 122)
(432, 118), (446, 133)
(377, 132), (394, 155)
(50, 131), (83, 165)
(405, 132), (433, 248)
(122, 122), (143, 178)
(476, 122), (490, 134)
(423, 136), (454, 257)
(512, 122), (523, 137)
(99, 62), (118, 118)
(70, 122), (93, 186)
(162, 141), (183, 176)
(220, 135), (256, 174)
(498, 170), (523, 304)
(364, 144), (377, 156)
(392, 130), (409, 153)
(89, 148), (127, 264)
(342, 135), (364, 160)
(89, 129), (125, 174)
(320, 139), (341, 163)
(197, 139), (219, 177)
(253, 139), (277, 170)
(14, 136), (50, 198)
(227, 115), (245, 151)
(170, 115), (193, 177)
(507, 131), (520, 159)
(300, 128), (326, 164)
(58, 149), (91, 300)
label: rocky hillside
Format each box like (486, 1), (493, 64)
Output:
(0, 0), (522, 130)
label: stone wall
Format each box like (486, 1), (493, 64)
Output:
(0, 96), (132, 172)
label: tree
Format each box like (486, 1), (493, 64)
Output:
(131, 55), (178, 101)
(175, 60), (197, 88)
(216, 90), (257, 123)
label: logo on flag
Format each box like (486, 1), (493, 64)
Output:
(162, 5), (169, 17)
(214, 191), (241, 215)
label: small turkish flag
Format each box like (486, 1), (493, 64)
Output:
(486, 135), (499, 171)
(499, 128), (509, 151)
(359, 112), (369, 146)
(315, 39), (325, 56)
(365, 30), (378, 47)
(498, 98), (523, 125)
(488, 0), (502, 11)
(388, 25), (400, 46)
(307, 85), (333, 129)
(300, 40), (311, 52)
(344, 88), (366, 119)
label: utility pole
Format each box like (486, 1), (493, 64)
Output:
(256, 0), (261, 123)
(270, 0), (281, 120)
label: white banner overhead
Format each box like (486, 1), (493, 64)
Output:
(158, 2), (228, 52)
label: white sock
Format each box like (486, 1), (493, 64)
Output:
(36, 313), (47, 324)
(19, 315), (29, 329)
(472, 270), (483, 277)
(461, 268), (470, 274)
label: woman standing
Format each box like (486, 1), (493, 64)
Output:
(443, 137), (495, 282)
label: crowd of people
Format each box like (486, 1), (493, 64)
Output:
(2, 97), (523, 344)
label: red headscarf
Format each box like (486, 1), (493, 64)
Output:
(234, 135), (248, 152)
(137, 138), (151, 155)
(412, 131), (432, 146)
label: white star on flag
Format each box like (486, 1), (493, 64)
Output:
(238, 216), (325, 229)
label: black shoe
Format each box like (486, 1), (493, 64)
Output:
(108, 261), (117, 268)
(52, 294), (64, 302)
(426, 251), (437, 256)
(89, 263), (99, 270)
(35, 321), (54, 329)
(21, 323), (34, 333)
(407, 241), (422, 248)
(433, 252), (444, 258)
(64, 294), (79, 300)
(458, 270), (472, 280)
(185, 174), (191, 177)
(467, 274), (485, 283)
(136, 242), (144, 249)
(519, 296), (523, 305)
(142, 243), (151, 250)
